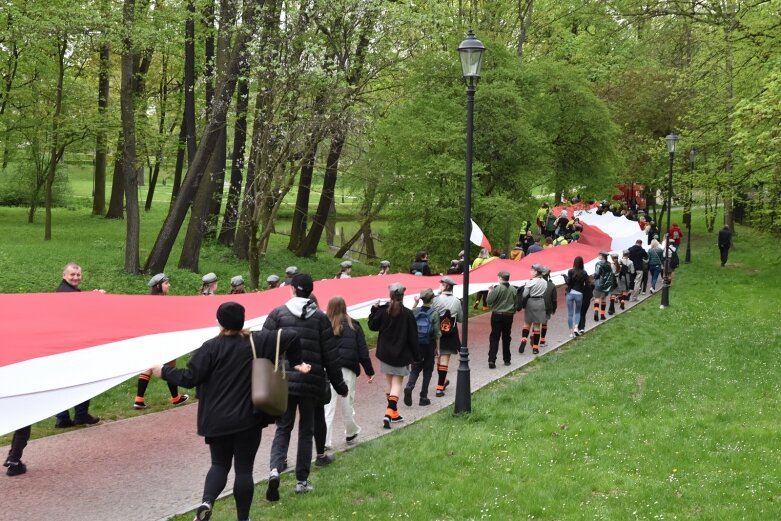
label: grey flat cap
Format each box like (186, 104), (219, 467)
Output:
(230, 275), (244, 287)
(285, 266), (298, 275)
(540, 266), (551, 276)
(202, 272), (218, 284)
(266, 274), (280, 283)
(340, 260), (352, 269)
(380, 260), (390, 267)
(498, 271), (510, 281)
(440, 276), (457, 286)
(419, 288), (435, 301)
(531, 263), (545, 274)
(148, 273), (168, 287)
(389, 282), (406, 295)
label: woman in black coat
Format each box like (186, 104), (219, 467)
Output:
(155, 302), (310, 521)
(368, 283), (421, 429)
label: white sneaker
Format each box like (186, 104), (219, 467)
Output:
(295, 480), (313, 494)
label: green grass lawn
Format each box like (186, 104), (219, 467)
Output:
(162, 223), (781, 521)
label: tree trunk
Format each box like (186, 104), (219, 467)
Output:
(93, 42), (110, 216)
(517, 0), (534, 60)
(145, 56), (169, 211)
(105, 138), (125, 218)
(44, 33), (67, 241)
(171, 111), (187, 207)
(145, 0), (259, 274)
(231, 94), (262, 260)
(218, 70), (250, 246)
(287, 139), (317, 252)
(121, 0), (140, 273)
(296, 129), (345, 256)
(184, 0), (197, 162)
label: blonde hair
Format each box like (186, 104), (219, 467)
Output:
(326, 296), (354, 336)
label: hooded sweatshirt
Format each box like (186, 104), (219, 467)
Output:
(262, 297), (348, 399)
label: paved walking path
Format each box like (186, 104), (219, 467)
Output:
(1, 289), (652, 521)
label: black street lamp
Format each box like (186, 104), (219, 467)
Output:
(685, 147), (696, 264)
(661, 132), (678, 309)
(455, 30), (485, 415)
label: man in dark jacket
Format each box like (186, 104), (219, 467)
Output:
(628, 239), (648, 301)
(718, 225), (732, 267)
(54, 262), (102, 428)
(263, 273), (348, 500)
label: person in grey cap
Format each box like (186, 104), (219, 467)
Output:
(592, 251), (617, 321)
(266, 274), (281, 289)
(378, 260), (391, 275)
(517, 264), (547, 355)
(617, 250), (635, 310)
(430, 276), (461, 397)
(336, 260), (352, 279)
(404, 288), (440, 406)
(230, 275), (246, 294)
(540, 266), (558, 347)
(486, 271), (517, 368)
(369, 282), (421, 429)
(201, 272), (218, 296)
(283, 266), (298, 286)
(134, 273), (189, 410)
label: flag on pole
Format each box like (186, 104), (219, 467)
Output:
(470, 219), (492, 251)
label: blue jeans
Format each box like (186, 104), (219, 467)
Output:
(566, 290), (583, 330)
(649, 265), (662, 289)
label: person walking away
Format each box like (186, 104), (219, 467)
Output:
(718, 225), (732, 267)
(577, 273), (593, 335)
(368, 283), (422, 429)
(565, 257), (588, 337)
(536, 203), (549, 235)
(592, 252), (616, 321)
(4, 426), (31, 476)
(336, 261), (352, 279)
(155, 302), (310, 521)
(517, 264), (548, 355)
(540, 267), (558, 345)
(404, 288), (440, 405)
(323, 296), (375, 448)
(54, 262), (102, 428)
(608, 253), (622, 314)
(262, 273), (348, 499)
(134, 273), (190, 410)
(628, 239), (648, 301)
(430, 276), (462, 397)
(618, 250), (635, 309)
(486, 271), (516, 368)
(647, 240), (664, 292)
(266, 274), (281, 289)
(378, 260), (391, 275)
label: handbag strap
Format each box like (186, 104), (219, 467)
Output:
(275, 329), (286, 377)
(250, 331), (259, 359)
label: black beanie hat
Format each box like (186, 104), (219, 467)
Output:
(217, 302), (245, 331)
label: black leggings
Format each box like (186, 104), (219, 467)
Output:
(204, 427), (262, 520)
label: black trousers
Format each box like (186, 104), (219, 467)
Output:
(204, 426), (262, 520)
(720, 246), (730, 265)
(488, 313), (514, 363)
(406, 342), (435, 398)
(7, 426), (31, 462)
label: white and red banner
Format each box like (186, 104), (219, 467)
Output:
(0, 210), (645, 435)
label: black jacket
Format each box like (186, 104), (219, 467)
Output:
(718, 228), (732, 248)
(368, 303), (421, 367)
(262, 297), (348, 399)
(161, 330), (303, 437)
(628, 244), (648, 271)
(409, 260), (432, 276)
(56, 280), (80, 292)
(334, 318), (375, 377)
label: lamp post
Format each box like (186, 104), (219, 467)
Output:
(685, 147), (696, 264)
(455, 30), (485, 414)
(660, 132), (678, 309)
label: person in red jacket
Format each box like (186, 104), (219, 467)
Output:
(668, 223), (683, 248)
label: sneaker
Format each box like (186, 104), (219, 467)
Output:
(55, 418), (75, 428)
(600, 315), (606, 321)
(403, 388), (413, 407)
(578, 329), (585, 335)
(4, 460), (26, 476)
(443, 379), (450, 390)
(390, 415), (404, 423)
(133, 401), (148, 410)
(435, 390), (445, 398)
(488, 362), (496, 369)
(172, 394), (190, 406)
(266, 469), (280, 502)
(593, 311), (599, 322)
(540, 340), (547, 346)
(650, 287), (655, 294)
(73, 414), (100, 425)
(504, 360), (511, 366)
(569, 333), (576, 338)
(532, 348), (539, 354)
(346, 433), (358, 444)
(194, 502), (212, 521)
(519, 340), (526, 354)
(419, 397), (431, 406)
(315, 454), (334, 467)
(383, 416), (391, 429)
(295, 480), (313, 494)
(620, 301), (625, 310)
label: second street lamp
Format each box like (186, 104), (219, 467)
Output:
(455, 30), (485, 415)
(661, 132), (678, 309)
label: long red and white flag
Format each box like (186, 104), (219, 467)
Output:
(469, 219), (492, 251)
(0, 210), (647, 435)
